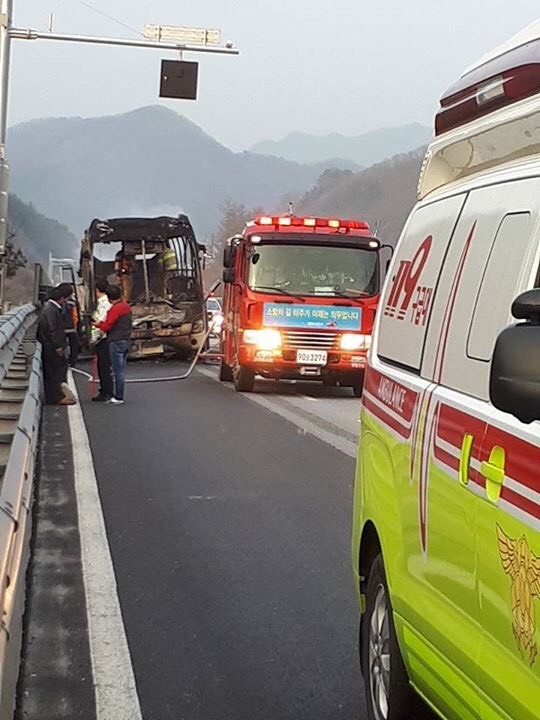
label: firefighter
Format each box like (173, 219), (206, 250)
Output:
(63, 293), (80, 367)
(160, 246), (179, 297)
(114, 249), (134, 303)
(162, 246), (178, 272)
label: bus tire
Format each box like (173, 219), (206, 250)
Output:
(361, 554), (418, 720)
(219, 360), (233, 382)
(234, 366), (255, 393)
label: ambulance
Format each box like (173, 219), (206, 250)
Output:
(352, 21), (540, 720)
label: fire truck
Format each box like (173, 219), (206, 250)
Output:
(220, 215), (387, 394)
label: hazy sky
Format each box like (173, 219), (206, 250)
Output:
(9, 1), (540, 150)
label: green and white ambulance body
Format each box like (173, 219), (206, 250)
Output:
(352, 21), (540, 720)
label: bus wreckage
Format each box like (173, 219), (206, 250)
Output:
(79, 215), (208, 358)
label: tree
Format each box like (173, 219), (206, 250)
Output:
(204, 200), (264, 288)
(209, 200), (265, 250)
(4, 229), (27, 277)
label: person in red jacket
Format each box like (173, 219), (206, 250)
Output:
(94, 285), (133, 405)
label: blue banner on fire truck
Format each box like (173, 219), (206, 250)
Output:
(263, 303), (362, 330)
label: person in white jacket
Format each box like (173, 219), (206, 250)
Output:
(91, 279), (113, 402)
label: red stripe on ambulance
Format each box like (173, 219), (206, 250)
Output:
(364, 367), (418, 423)
(362, 394), (412, 439)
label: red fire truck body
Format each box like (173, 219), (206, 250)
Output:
(220, 215), (383, 395)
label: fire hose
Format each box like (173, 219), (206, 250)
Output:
(127, 321), (220, 384)
(74, 280), (223, 387)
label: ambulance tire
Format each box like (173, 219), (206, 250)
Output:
(219, 360), (233, 382)
(233, 366), (255, 393)
(361, 554), (418, 720)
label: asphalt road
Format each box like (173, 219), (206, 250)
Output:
(74, 361), (437, 720)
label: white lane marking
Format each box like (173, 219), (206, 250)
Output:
(301, 394), (318, 402)
(197, 368), (357, 459)
(67, 377), (143, 720)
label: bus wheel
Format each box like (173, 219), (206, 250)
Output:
(234, 366), (255, 393)
(361, 555), (417, 720)
(219, 360), (233, 382)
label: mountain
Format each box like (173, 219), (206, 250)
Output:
(297, 148), (426, 246)
(4, 194), (78, 304)
(250, 123), (432, 167)
(8, 194), (78, 266)
(7, 106), (349, 240)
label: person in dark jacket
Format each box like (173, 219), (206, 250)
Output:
(94, 285), (132, 405)
(37, 283), (76, 405)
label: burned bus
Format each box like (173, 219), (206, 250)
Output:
(79, 215), (207, 358)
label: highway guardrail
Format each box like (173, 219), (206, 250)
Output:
(0, 304), (40, 719)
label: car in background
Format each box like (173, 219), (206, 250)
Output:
(207, 296), (224, 334)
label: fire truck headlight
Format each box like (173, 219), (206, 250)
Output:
(244, 329), (282, 350)
(340, 333), (371, 351)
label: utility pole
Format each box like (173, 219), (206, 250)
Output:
(0, 0), (12, 150)
(0, 0), (12, 308)
(0, 3), (239, 308)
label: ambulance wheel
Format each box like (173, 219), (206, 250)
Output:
(361, 555), (417, 720)
(219, 360), (233, 382)
(233, 366), (255, 393)
(351, 380), (364, 398)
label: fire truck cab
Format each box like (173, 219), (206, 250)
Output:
(220, 215), (384, 395)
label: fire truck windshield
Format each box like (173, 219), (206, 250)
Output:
(248, 243), (378, 297)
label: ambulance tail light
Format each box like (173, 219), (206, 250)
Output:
(436, 44), (540, 136)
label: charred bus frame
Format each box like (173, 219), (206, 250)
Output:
(79, 215), (207, 358)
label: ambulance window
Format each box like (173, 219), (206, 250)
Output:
(377, 194), (466, 371)
(467, 213), (532, 362)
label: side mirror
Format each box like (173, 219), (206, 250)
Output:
(223, 244), (233, 269)
(223, 267), (236, 284)
(197, 244), (207, 269)
(381, 243), (394, 278)
(489, 289), (540, 424)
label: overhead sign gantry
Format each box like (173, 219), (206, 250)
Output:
(0, 0), (240, 303)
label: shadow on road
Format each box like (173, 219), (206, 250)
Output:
(250, 377), (359, 399)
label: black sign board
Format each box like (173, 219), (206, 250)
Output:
(160, 60), (199, 100)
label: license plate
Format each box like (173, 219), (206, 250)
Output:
(296, 349), (328, 366)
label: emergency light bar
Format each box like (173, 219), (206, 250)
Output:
(436, 36), (540, 135)
(254, 216), (370, 231)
